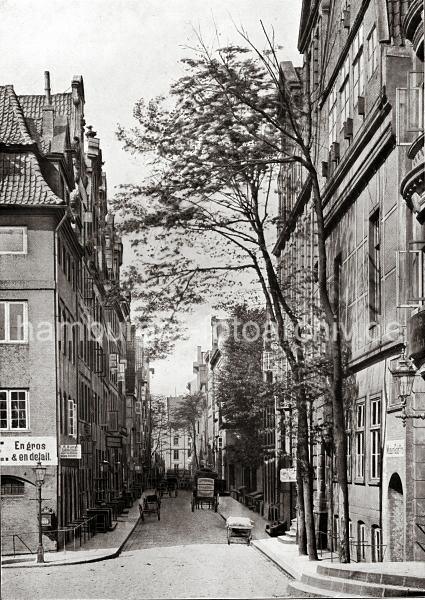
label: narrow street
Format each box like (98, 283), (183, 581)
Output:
(2, 492), (291, 599)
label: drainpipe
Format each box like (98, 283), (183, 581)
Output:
(54, 208), (70, 530)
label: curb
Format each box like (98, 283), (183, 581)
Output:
(1, 514), (141, 569)
(251, 540), (296, 580)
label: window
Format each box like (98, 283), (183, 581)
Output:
(0, 390), (29, 430)
(369, 210), (381, 323)
(0, 227), (27, 254)
(346, 429), (352, 481)
(358, 522), (367, 561)
(367, 27), (378, 78)
(1, 477), (25, 496)
(370, 396), (381, 480)
(328, 85), (338, 146)
(355, 402), (365, 479)
(173, 449), (179, 460)
(353, 25), (364, 105)
(353, 51), (364, 104)
(0, 301), (28, 342)
(372, 525), (382, 562)
(340, 56), (350, 124)
(173, 436), (179, 446)
(67, 398), (77, 437)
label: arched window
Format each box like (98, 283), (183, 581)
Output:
(371, 525), (382, 562)
(1, 476), (25, 496)
(358, 521), (367, 561)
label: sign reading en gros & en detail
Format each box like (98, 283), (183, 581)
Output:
(0, 436), (58, 465)
(385, 439), (405, 457)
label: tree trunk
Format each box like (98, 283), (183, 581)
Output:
(192, 424), (199, 469)
(332, 330), (350, 562)
(296, 446), (307, 555)
(297, 389), (318, 560)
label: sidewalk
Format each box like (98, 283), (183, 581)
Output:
(1, 502), (140, 569)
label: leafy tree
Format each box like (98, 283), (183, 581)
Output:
(215, 305), (271, 467)
(171, 392), (205, 470)
(112, 37), (349, 560)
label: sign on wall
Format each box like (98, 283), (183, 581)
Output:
(60, 444), (82, 459)
(0, 436), (58, 465)
(385, 439), (405, 457)
(280, 467), (297, 482)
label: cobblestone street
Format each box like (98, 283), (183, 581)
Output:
(2, 492), (290, 599)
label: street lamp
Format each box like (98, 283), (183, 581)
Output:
(33, 461), (47, 563)
(389, 348), (418, 427)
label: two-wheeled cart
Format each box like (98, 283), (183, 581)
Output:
(226, 516), (254, 545)
(191, 468), (219, 512)
(139, 489), (161, 521)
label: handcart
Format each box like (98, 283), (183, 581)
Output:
(139, 489), (161, 521)
(226, 516), (254, 545)
(191, 468), (219, 512)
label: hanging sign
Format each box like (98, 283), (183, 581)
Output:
(280, 467), (297, 482)
(60, 444), (82, 459)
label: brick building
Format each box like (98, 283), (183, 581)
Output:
(0, 73), (138, 554)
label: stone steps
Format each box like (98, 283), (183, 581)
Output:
(298, 571), (425, 597)
(287, 579), (364, 598)
(317, 564), (425, 590)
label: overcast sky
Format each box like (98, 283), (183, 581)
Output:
(0, 0), (302, 395)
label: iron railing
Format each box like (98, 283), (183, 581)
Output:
(3, 515), (98, 557)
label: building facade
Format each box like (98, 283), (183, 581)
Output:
(274, 0), (424, 562)
(0, 73), (139, 554)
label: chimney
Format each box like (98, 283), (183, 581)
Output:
(42, 71), (54, 151)
(44, 71), (52, 105)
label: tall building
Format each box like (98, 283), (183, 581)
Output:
(274, 0), (425, 561)
(0, 73), (134, 554)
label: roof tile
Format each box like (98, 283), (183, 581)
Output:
(0, 152), (64, 206)
(0, 86), (34, 146)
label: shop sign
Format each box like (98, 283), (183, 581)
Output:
(0, 436), (58, 465)
(386, 439), (405, 457)
(106, 436), (122, 448)
(407, 311), (425, 365)
(280, 467), (297, 482)
(60, 444), (82, 459)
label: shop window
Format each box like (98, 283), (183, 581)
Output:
(173, 449), (179, 460)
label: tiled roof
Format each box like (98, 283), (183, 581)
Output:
(0, 86), (34, 146)
(18, 93), (72, 121)
(0, 152), (63, 205)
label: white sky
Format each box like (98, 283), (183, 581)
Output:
(0, 0), (302, 395)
